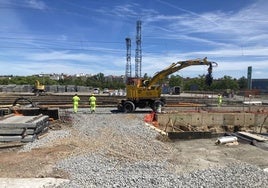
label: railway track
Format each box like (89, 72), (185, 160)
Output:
(0, 93), (121, 108)
(1, 92), (247, 110)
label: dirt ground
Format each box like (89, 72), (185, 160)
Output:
(0, 118), (267, 179)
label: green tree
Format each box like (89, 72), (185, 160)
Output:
(169, 75), (183, 87)
(0, 78), (9, 85)
(95, 73), (105, 82)
(214, 75), (239, 90)
(238, 76), (247, 90)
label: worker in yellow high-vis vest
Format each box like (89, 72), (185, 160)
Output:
(217, 94), (222, 107)
(72, 94), (80, 113)
(89, 93), (96, 113)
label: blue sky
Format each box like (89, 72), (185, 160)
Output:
(0, 0), (267, 79)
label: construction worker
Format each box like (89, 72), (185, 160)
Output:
(89, 93), (96, 113)
(72, 94), (80, 113)
(217, 94), (222, 106)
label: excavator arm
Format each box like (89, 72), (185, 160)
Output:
(120, 57), (218, 112)
(147, 57), (218, 88)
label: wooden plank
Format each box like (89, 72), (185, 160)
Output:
(146, 123), (168, 136)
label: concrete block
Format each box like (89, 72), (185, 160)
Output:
(245, 113), (255, 126)
(191, 113), (202, 126)
(156, 114), (171, 126)
(174, 113), (192, 126)
(203, 113), (223, 126)
(255, 114), (268, 126)
(234, 113), (245, 126)
(223, 113), (235, 126)
(156, 111), (268, 133)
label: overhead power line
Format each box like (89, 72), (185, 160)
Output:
(0, 36), (123, 44)
(0, 45), (125, 53)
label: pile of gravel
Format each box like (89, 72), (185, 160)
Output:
(54, 108), (268, 188)
(19, 129), (71, 152)
(58, 156), (268, 188)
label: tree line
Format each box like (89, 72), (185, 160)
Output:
(0, 73), (248, 92)
(168, 74), (248, 91)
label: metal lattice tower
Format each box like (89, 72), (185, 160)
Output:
(125, 37), (132, 80)
(135, 20), (142, 78)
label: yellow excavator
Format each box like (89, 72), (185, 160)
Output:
(118, 57), (218, 112)
(33, 80), (46, 96)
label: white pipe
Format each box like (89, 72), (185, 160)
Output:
(216, 136), (238, 144)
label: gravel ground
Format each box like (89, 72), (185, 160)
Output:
(20, 108), (268, 187)
(48, 108), (268, 188)
(19, 130), (71, 153)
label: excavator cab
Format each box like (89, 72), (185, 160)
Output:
(33, 80), (46, 96)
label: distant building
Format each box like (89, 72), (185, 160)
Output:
(252, 79), (268, 93)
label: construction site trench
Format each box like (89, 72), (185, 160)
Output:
(0, 93), (268, 187)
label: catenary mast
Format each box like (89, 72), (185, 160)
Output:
(135, 20), (142, 78)
(125, 37), (131, 82)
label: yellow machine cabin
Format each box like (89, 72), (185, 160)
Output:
(118, 57), (218, 113)
(33, 80), (46, 96)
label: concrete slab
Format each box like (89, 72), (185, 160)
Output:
(0, 128), (34, 135)
(0, 115), (49, 142)
(0, 115), (49, 128)
(0, 135), (35, 142)
(0, 116), (36, 124)
(0, 178), (69, 188)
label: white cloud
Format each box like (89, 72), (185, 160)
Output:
(3, 50), (125, 75)
(143, 0), (268, 48)
(0, 0), (268, 79)
(26, 0), (47, 10)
